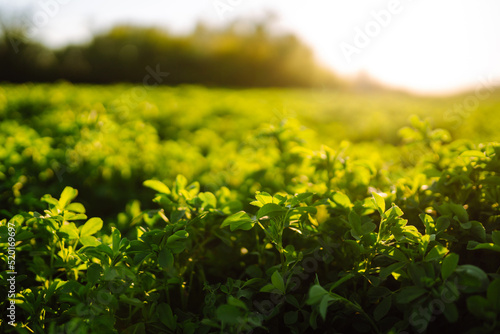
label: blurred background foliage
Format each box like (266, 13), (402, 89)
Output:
(0, 16), (340, 87)
(1, 83), (500, 222)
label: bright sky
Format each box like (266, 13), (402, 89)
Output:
(2, 0), (500, 94)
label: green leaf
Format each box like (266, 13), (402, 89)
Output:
(329, 273), (354, 292)
(260, 284), (276, 293)
(15, 231), (34, 242)
(467, 241), (500, 252)
(307, 285), (329, 305)
(103, 267), (118, 281)
(466, 295), (489, 318)
(385, 205), (404, 218)
(271, 270), (285, 294)
(221, 211), (254, 231)
(198, 192), (217, 209)
(65, 212), (87, 221)
(419, 234), (431, 256)
(87, 263), (102, 285)
(254, 192), (274, 206)
(44, 281), (60, 302)
(309, 308), (318, 329)
(483, 176), (500, 186)
(459, 221), (472, 229)
(174, 174), (187, 193)
(380, 247), (407, 262)
(487, 278), (500, 312)
(96, 244), (114, 259)
(185, 180), (200, 199)
(167, 230), (188, 242)
(157, 303), (177, 330)
(112, 227), (121, 254)
(420, 214), (435, 234)
(59, 223), (79, 239)
(290, 192), (313, 207)
(80, 235), (100, 246)
(455, 264), (489, 293)
(348, 211), (362, 239)
(158, 248), (174, 269)
(441, 253), (459, 280)
(443, 302), (458, 323)
(286, 295), (300, 308)
(396, 286), (427, 304)
(183, 323), (197, 334)
(470, 221), (486, 242)
(441, 280), (460, 303)
(216, 304), (243, 325)
(242, 278), (263, 288)
(380, 262), (406, 281)
(331, 192), (351, 209)
(374, 296), (392, 321)
(170, 209), (185, 224)
(166, 230), (189, 253)
(66, 202), (86, 213)
(80, 217), (103, 237)
(294, 192), (314, 202)
(450, 203), (469, 224)
(460, 150), (485, 158)
(143, 180), (171, 194)
(119, 295), (143, 307)
(257, 203), (285, 220)
(492, 231), (500, 245)
(59, 186), (78, 209)
(424, 244), (448, 262)
(128, 240), (150, 253)
(362, 222), (377, 234)
(41, 195), (59, 207)
(227, 296), (247, 310)
(436, 217), (450, 233)
(407, 262), (426, 286)
(367, 286), (391, 300)
(292, 206), (317, 216)
(371, 192), (385, 214)
(319, 295), (333, 320)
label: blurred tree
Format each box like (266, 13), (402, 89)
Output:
(0, 15), (340, 88)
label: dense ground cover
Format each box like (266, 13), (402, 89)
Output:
(0, 84), (499, 333)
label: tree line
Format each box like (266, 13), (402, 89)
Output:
(0, 19), (340, 87)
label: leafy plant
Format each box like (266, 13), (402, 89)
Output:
(1, 85), (500, 333)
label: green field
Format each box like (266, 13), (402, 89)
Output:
(1, 84), (500, 333)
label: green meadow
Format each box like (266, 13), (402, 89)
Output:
(1, 83), (499, 333)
